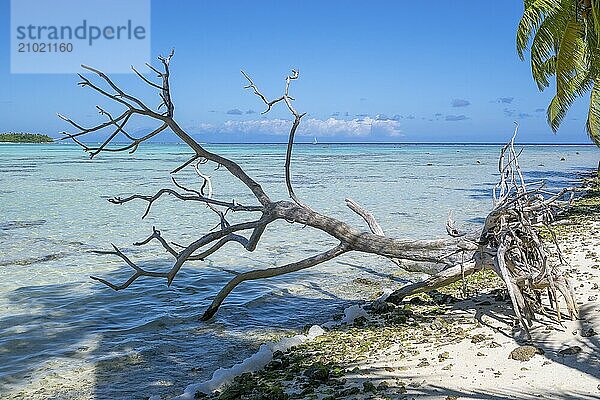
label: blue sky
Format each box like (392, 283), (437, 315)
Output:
(0, 0), (595, 143)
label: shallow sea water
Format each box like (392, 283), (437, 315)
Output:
(0, 142), (597, 399)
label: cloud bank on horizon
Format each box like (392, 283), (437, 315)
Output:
(191, 116), (403, 138)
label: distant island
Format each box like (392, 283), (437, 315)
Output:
(0, 133), (54, 143)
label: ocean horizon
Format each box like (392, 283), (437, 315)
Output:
(6, 140), (598, 145)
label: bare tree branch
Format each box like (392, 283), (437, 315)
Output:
(109, 187), (262, 220)
(81, 64), (154, 113)
(345, 198), (385, 235)
(90, 244), (169, 290)
(241, 69), (308, 208)
(201, 243), (350, 321)
(133, 226), (179, 257)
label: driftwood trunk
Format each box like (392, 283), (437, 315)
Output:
(59, 51), (581, 337)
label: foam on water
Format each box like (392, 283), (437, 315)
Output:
(172, 325), (326, 399)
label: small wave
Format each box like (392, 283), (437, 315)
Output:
(47, 178), (85, 183)
(465, 217), (486, 224)
(0, 219), (46, 231)
(0, 168), (36, 173)
(0, 253), (66, 267)
(241, 288), (291, 307)
(104, 315), (185, 335)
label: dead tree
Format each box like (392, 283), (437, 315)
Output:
(60, 51), (580, 337)
(386, 128), (580, 333)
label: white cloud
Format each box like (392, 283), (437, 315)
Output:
(193, 117), (402, 137)
(445, 114), (469, 121)
(451, 99), (470, 107)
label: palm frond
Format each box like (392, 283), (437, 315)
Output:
(530, 9), (566, 88)
(519, 0), (600, 143)
(589, 0), (600, 45)
(555, 19), (587, 87)
(517, 0), (564, 59)
(587, 77), (600, 143)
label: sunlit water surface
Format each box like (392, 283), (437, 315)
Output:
(0, 142), (597, 399)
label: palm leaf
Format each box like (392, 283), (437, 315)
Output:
(589, 0), (600, 46)
(517, 0), (564, 59)
(547, 15), (590, 131)
(530, 9), (566, 88)
(587, 77), (600, 143)
(547, 66), (592, 130)
(555, 19), (587, 86)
